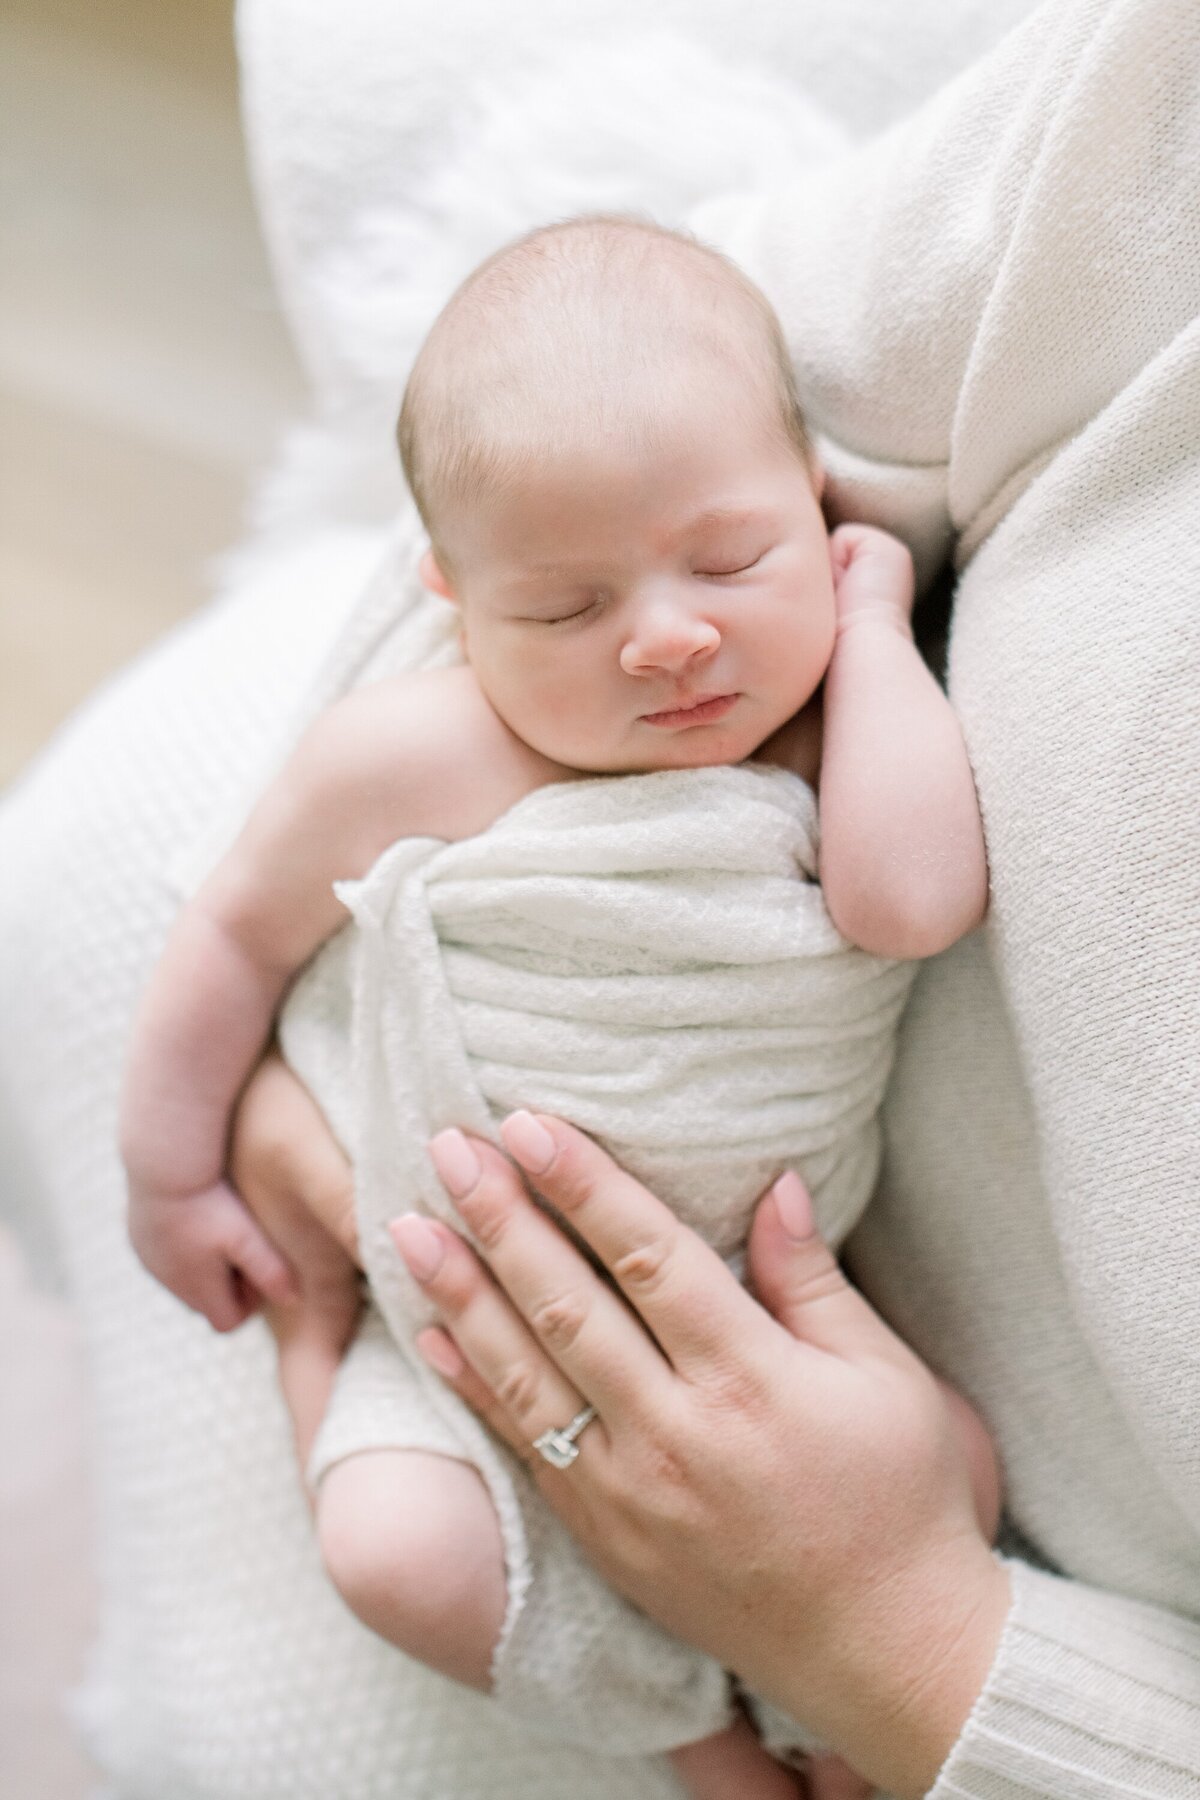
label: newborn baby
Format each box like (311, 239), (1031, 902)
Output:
(121, 216), (991, 1797)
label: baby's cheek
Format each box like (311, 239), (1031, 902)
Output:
(493, 654), (609, 765)
(522, 676), (579, 739)
(777, 614), (832, 709)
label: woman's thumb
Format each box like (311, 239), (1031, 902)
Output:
(747, 1172), (886, 1355)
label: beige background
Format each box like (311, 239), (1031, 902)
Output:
(0, 2), (304, 1792)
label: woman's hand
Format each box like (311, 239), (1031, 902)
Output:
(228, 1052), (363, 1468)
(229, 1051), (361, 1264)
(393, 1113), (1009, 1799)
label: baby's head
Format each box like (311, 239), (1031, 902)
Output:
(400, 215), (835, 773)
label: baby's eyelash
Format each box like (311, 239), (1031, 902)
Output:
(695, 554), (765, 579)
(559, 588), (614, 623)
(528, 596), (604, 626)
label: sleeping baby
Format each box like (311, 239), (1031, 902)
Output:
(121, 215), (995, 1797)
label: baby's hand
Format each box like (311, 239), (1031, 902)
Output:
(127, 1175), (299, 1333)
(828, 524), (915, 635)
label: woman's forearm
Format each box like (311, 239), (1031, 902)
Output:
(928, 1558), (1200, 1800)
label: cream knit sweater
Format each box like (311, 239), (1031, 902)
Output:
(2, 0), (1197, 1794)
(697, 1), (1200, 1791)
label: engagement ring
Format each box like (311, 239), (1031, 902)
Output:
(532, 1405), (598, 1469)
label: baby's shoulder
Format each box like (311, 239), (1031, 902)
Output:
(309, 665), (489, 771)
(326, 661), (482, 730)
(312, 666), (564, 842)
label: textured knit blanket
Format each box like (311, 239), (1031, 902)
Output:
(277, 755), (913, 1750)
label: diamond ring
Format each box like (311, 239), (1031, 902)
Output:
(532, 1405), (598, 1469)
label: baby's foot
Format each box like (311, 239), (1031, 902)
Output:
(805, 1753), (875, 1800)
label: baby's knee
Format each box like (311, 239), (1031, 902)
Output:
(316, 1450), (476, 1621)
(316, 1449), (506, 1690)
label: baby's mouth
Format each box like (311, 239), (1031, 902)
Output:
(639, 693), (738, 728)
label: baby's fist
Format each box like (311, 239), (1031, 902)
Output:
(127, 1177), (298, 1332)
(828, 524), (915, 634)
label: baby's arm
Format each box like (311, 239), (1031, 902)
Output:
(122, 665), (561, 1330)
(817, 525), (988, 960)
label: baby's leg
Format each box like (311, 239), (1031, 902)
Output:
(316, 1447), (507, 1691)
(668, 1713), (802, 1798)
(268, 1289), (360, 1473)
(232, 1061), (505, 1686)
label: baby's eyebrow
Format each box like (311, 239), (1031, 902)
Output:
(517, 559), (618, 580)
(683, 506), (768, 533)
(509, 507), (773, 587)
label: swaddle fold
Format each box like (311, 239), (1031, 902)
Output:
(279, 758), (914, 1751)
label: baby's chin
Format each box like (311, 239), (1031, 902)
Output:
(598, 720), (780, 776)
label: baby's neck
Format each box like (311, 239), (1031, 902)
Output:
(750, 695), (823, 789)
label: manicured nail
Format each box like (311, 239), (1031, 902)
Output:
(390, 1213), (447, 1282)
(501, 1109), (556, 1174)
(772, 1171), (816, 1241)
(428, 1128), (481, 1198)
(416, 1328), (465, 1380)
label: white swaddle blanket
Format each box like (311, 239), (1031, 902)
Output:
(275, 642), (914, 1748)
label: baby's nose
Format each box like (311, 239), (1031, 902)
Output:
(619, 606), (721, 675)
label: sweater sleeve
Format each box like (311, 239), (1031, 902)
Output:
(931, 1560), (1200, 1798)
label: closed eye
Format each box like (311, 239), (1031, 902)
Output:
(695, 554), (765, 579)
(524, 593), (607, 626)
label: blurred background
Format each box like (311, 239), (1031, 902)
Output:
(0, 1), (304, 1791)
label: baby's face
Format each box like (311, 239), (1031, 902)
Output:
(435, 400), (836, 774)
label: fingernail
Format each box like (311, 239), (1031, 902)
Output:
(416, 1328), (465, 1380)
(390, 1213), (447, 1282)
(428, 1128), (481, 1198)
(772, 1171), (816, 1241)
(501, 1109), (556, 1174)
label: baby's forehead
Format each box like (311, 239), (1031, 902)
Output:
(448, 447), (808, 598)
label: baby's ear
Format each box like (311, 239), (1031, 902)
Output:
(419, 548), (458, 603)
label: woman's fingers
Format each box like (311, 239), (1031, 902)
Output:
(391, 1210), (614, 1462)
(422, 1130), (676, 1415)
(414, 1327), (528, 1460)
(392, 1213), (581, 1437)
(746, 1173), (898, 1359)
(494, 1111), (769, 1374)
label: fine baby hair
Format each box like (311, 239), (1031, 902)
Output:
(397, 214), (812, 569)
